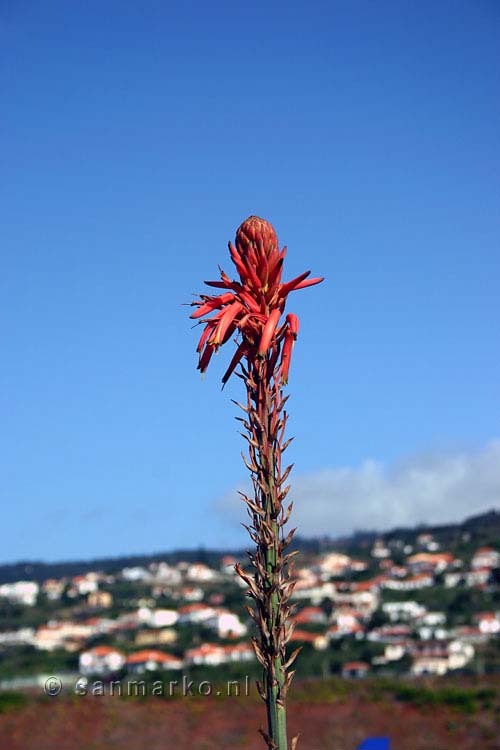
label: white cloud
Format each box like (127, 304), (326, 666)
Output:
(216, 439), (500, 537)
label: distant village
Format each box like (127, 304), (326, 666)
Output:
(1, 528), (499, 684)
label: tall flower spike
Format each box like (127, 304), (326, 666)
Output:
(188, 217), (323, 750)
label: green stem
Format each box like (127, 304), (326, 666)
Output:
(261, 378), (287, 750)
(267, 530), (287, 749)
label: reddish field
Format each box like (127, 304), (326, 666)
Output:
(1, 683), (500, 750)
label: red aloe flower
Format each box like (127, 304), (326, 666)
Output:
(190, 215), (323, 384)
(189, 216), (323, 750)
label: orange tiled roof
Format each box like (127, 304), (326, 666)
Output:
(127, 650), (179, 664)
(289, 630), (322, 643)
(178, 603), (210, 613)
(475, 612), (498, 620)
(89, 646), (122, 656)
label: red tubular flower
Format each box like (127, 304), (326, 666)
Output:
(258, 308), (282, 356)
(190, 215), (323, 383)
(279, 330), (295, 385)
(189, 216), (323, 750)
(285, 313), (299, 339)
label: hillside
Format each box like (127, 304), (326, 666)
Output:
(1, 508), (499, 585)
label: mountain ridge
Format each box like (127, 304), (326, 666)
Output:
(1, 507), (498, 584)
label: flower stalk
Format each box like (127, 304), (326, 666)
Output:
(188, 216), (323, 750)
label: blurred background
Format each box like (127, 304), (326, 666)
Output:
(1, 2), (499, 748)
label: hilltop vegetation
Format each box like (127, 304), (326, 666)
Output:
(1, 509), (499, 584)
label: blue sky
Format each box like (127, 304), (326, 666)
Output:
(1, 1), (499, 563)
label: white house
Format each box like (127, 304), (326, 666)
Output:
(0, 628), (34, 646)
(137, 607), (179, 628)
(342, 661), (369, 678)
(384, 642), (410, 661)
(411, 652), (449, 676)
(417, 626), (449, 641)
(368, 625), (412, 642)
(327, 622), (365, 640)
(416, 533), (440, 551)
(185, 643), (227, 666)
(0, 581), (39, 606)
(383, 573), (433, 591)
(319, 552), (351, 576)
(79, 646), (126, 676)
(126, 650), (182, 673)
(205, 609), (247, 638)
(382, 601), (426, 622)
(452, 626), (488, 644)
(70, 574), (99, 596)
(220, 555), (238, 574)
(42, 579), (65, 601)
(294, 567), (320, 588)
(410, 639), (474, 676)
(447, 639), (475, 670)
(178, 604), (216, 624)
(294, 606), (328, 626)
(418, 611), (446, 627)
(343, 589), (379, 617)
(371, 542), (391, 559)
(186, 563), (218, 582)
(407, 553), (454, 574)
(472, 547), (500, 569)
(291, 581), (336, 603)
(149, 562), (182, 585)
(81, 616), (115, 636)
(330, 609), (361, 634)
(34, 620), (94, 650)
(474, 612), (500, 635)
(121, 567), (150, 582)
(290, 630), (329, 650)
(224, 643), (255, 662)
(444, 571), (463, 588)
(179, 586), (204, 602)
(465, 567), (492, 587)
(186, 642), (255, 666)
